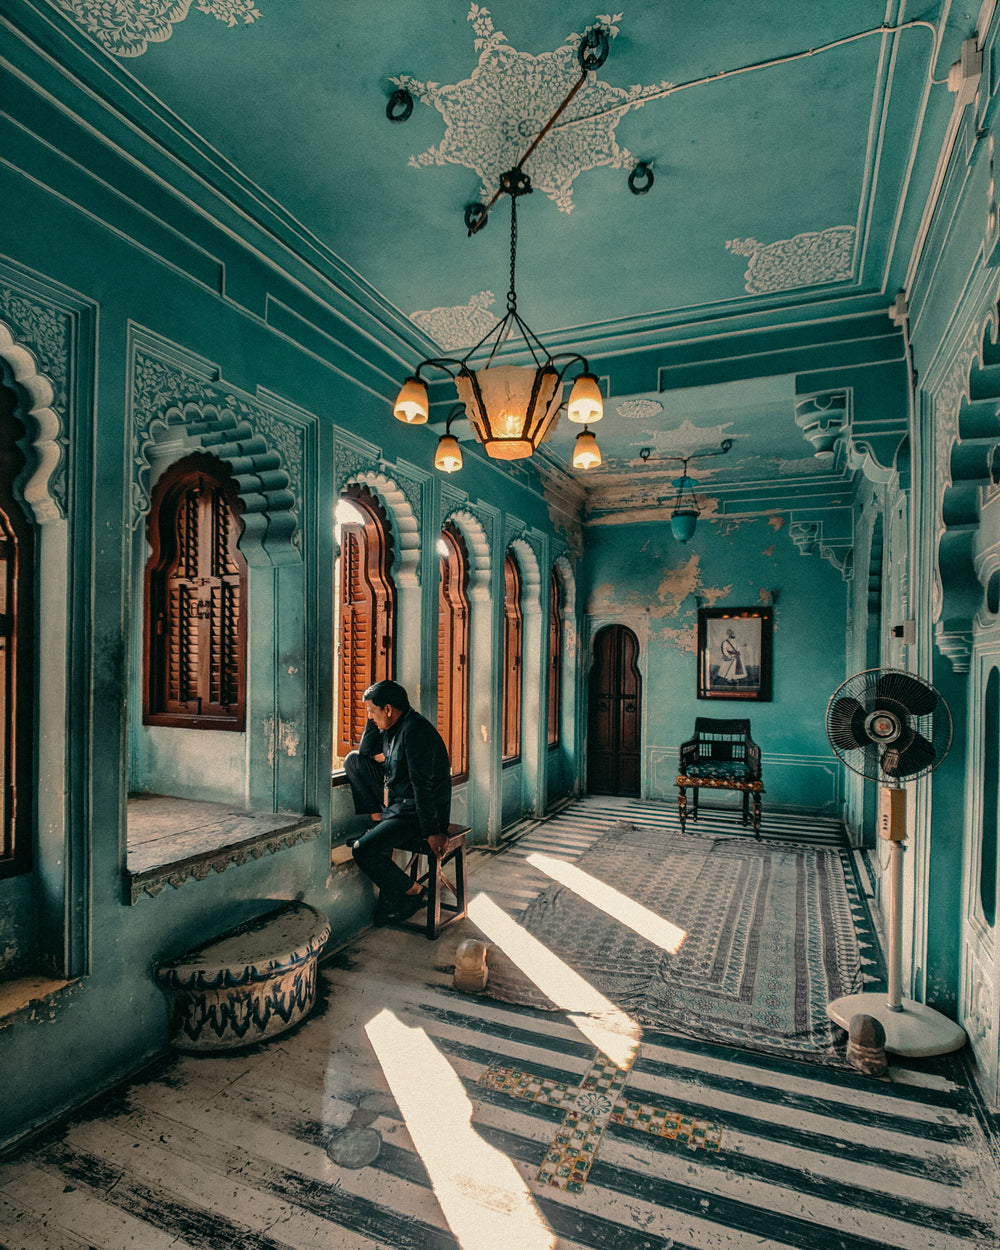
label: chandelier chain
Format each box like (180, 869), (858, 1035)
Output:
(508, 196), (518, 313)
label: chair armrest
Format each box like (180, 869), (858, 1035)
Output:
(745, 737), (761, 779)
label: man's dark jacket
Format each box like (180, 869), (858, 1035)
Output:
(359, 708), (451, 838)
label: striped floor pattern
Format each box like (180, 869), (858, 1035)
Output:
(2, 796), (998, 1249)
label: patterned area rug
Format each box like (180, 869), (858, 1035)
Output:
(485, 821), (873, 1066)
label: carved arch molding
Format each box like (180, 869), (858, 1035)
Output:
(934, 305), (1000, 672)
(0, 277), (77, 525)
(130, 340), (307, 567)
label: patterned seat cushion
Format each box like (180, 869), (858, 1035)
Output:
(683, 761), (751, 782)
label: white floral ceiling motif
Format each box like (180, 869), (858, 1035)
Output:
(410, 290), (498, 352)
(393, 5), (670, 213)
(726, 227), (856, 294)
(615, 398), (663, 421)
(52, 0), (261, 58)
(636, 418), (740, 458)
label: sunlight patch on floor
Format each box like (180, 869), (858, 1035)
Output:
(526, 852), (687, 954)
(364, 1008), (555, 1250)
(468, 893), (641, 1068)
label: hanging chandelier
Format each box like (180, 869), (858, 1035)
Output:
(640, 440), (733, 542)
(393, 169), (604, 462)
(392, 29), (613, 467)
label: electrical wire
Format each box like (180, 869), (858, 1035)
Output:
(546, 20), (944, 134)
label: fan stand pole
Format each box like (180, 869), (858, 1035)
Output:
(827, 791), (966, 1058)
(886, 839), (903, 1012)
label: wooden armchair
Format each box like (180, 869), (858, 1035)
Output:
(676, 717), (764, 838)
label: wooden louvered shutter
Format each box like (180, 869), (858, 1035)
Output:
(144, 455), (246, 730)
(437, 525), (469, 780)
(502, 553), (522, 762)
(338, 523), (374, 756)
(335, 487), (395, 760)
(548, 567), (562, 748)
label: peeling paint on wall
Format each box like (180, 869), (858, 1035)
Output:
(587, 552), (731, 653)
(266, 715), (300, 765)
(768, 515), (786, 531)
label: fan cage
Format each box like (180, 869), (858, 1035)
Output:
(825, 668), (953, 783)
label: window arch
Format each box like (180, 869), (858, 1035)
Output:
(981, 665), (999, 928)
(143, 452), (247, 731)
(548, 566), (563, 748)
(502, 551), (523, 763)
(438, 522), (470, 781)
(334, 484), (395, 763)
(0, 383), (33, 879)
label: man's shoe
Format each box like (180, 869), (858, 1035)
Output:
(392, 890), (426, 922)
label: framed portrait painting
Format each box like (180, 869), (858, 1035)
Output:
(697, 607), (773, 701)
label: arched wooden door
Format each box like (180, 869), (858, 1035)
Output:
(587, 624), (641, 795)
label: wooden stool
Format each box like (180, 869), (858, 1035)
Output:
(399, 823), (469, 940)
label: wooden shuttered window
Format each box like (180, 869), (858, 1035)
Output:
(144, 453), (247, 731)
(502, 551), (522, 763)
(437, 523), (469, 780)
(335, 485), (395, 760)
(548, 567), (562, 748)
(0, 385), (32, 879)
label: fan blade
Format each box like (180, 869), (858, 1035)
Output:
(828, 697), (870, 750)
(875, 672), (937, 717)
(882, 731), (937, 779)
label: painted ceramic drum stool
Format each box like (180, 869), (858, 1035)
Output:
(155, 901), (331, 1051)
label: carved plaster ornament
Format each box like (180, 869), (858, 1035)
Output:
(727, 227), (856, 294)
(53, 0), (263, 57)
(394, 7), (669, 215)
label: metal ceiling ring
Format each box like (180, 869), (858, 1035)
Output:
(578, 28), (610, 70)
(386, 88), (413, 123)
(628, 162), (654, 195)
(464, 203), (488, 235)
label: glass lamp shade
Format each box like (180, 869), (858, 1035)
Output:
(393, 376), (429, 424)
(566, 372), (604, 424)
(434, 434), (463, 473)
(455, 363), (561, 459)
(572, 427), (602, 470)
(670, 509), (698, 542)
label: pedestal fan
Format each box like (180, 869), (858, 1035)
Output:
(824, 668), (966, 1056)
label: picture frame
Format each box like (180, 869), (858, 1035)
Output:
(697, 607), (773, 701)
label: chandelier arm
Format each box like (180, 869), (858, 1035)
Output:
(412, 356), (466, 382)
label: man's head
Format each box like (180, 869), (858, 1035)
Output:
(362, 679), (410, 731)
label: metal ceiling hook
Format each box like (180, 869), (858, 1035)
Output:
(579, 28), (610, 70)
(386, 88), (413, 123)
(628, 161), (654, 195)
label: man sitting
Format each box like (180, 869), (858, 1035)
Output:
(345, 679), (451, 924)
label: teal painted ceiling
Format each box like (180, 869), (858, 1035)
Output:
(21, 0), (979, 494)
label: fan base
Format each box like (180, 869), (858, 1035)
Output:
(826, 993), (966, 1058)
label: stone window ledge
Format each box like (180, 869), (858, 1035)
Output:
(127, 794), (321, 905)
(0, 975), (74, 1027)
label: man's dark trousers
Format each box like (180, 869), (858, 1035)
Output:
(351, 813), (426, 908)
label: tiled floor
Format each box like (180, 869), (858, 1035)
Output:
(2, 796), (999, 1249)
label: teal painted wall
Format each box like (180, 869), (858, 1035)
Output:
(582, 512), (848, 811)
(0, 88), (579, 1144)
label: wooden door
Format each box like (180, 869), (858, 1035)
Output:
(587, 624), (641, 795)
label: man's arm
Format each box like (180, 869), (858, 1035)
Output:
(358, 717), (385, 760)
